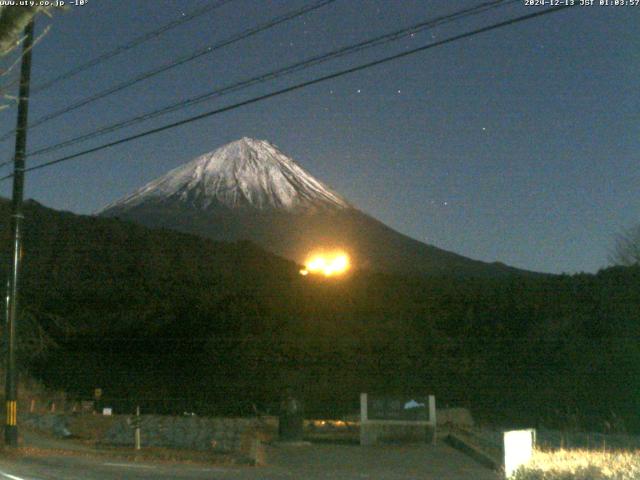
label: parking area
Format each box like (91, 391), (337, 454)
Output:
(260, 442), (501, 480)
(2, 433), (501, 480)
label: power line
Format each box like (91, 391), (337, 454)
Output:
(0, 5), (574, 182)
(29, 0), (235, 95)
(0, 0), (337, 144)
(21, 0), (517, 162)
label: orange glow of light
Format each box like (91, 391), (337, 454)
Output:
(301, 251), (351, 277)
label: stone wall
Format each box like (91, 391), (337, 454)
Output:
(437, 408), (474, 428)
(20, 413), (258, 455)
(21, 413), (72, 438)
(101, 415), (257, 453)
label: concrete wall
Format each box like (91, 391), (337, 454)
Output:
(360, 422), (434, 446)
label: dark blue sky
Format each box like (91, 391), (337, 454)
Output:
(0, 0), (637, 274)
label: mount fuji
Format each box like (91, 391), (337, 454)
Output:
(99, 138), (525, 276)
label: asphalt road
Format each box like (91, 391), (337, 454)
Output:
(0, 443), (500, 480)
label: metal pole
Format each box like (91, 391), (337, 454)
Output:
(4, 19), (35, 447)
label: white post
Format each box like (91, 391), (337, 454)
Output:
(428, 395), (436, 445)
(360, 393), (368, 446)
(360, 393), (368, 423)
(135, 405), (141, 450)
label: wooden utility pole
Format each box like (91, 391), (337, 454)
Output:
(4, 18), (35, 447)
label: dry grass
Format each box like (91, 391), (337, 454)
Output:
(513, 448), (640, 480)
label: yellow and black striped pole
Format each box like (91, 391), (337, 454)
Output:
(4, 18), (35, 447)
(5, 401), (16, 429)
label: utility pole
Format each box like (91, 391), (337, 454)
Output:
(4, 19), (35, 447)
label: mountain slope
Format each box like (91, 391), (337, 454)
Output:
(100, 137), (530, 277)
(0, 198), (298, 334)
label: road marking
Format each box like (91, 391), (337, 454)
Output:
(102, 462), (156, 469)
(0, 470), (31, 480)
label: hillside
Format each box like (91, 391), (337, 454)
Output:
(1, 199), (639, 432)
(0, 198), (298, 332)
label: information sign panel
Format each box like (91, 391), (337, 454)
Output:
(367, 395), (431, 421)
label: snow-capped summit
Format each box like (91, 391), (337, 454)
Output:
(100, 138), (349, 214)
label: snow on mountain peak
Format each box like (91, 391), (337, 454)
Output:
(99, 138), (350, 213)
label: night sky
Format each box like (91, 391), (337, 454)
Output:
(0, 0), (637, 274)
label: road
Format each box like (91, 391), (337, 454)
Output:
(0, 443), (500, 480)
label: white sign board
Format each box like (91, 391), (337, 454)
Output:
(359, 393), (436, 446)
(102, 407), (113, 416)
(503, 429), (534, 478)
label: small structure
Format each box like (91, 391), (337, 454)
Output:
(360, 393), (436, 446)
